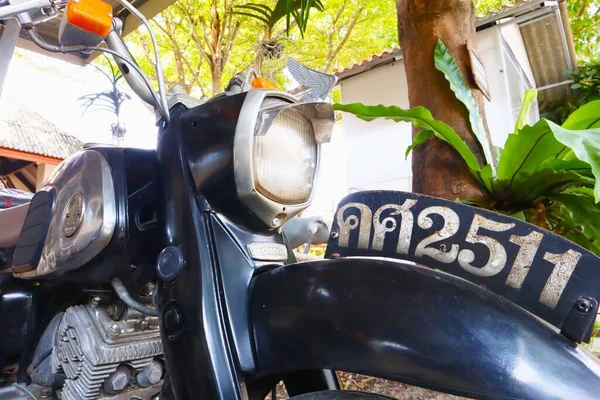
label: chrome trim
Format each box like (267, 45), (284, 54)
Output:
(233, 90), (333, 229)
(15, 150), (117, 278)
(246, 243), (288, 261)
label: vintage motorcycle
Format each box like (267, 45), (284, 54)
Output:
(2, 0), (600, 399)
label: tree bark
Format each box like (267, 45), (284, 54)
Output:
(397, 0), (491, 201)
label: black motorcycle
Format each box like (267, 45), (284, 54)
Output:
(2, 0), (600, 399)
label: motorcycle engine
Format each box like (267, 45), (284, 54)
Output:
(49, 303), (163, 400)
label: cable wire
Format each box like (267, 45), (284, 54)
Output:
(112, 0), (170, 124)
(24, 28), (168, 120)
(111, 278), (160, 317)
(87, 46), (167, 119)
(12, 384), (38, 400)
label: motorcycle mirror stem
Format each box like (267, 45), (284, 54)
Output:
(105, 19), (157, 108)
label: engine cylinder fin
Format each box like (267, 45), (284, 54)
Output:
(50, 304), (163, 400)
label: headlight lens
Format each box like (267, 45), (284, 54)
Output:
(253, 107), (317, 204)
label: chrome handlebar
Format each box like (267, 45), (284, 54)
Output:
(0, 0), (64, 20)
(2, 0), (171, 123)
(105, 19), (157, 107)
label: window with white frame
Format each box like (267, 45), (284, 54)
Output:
(502, 38), (539, 126)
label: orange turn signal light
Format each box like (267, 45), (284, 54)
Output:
(66, 0), (113, 38)
(251, 77), (277, 89)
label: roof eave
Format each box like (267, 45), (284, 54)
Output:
(337, 53), (403, 82)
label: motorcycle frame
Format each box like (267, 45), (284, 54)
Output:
(156, 104), (600, 400)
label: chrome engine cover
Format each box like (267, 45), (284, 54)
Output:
(14, 150), (117, 279)
(51, 305), (163, 400)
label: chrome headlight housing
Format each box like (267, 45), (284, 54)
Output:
(181, 89), (334, 230)
(234, 91), (334, 229)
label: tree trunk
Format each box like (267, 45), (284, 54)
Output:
(397, 0), (492, 201)
(211, 66), (222, 95)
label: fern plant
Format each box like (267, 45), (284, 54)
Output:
(335, 40), (600, 255)
(232, 0), (324, 39)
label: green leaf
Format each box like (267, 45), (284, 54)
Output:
(562, 100), (600, 129)
(405, 129), (434, 159)
(549, 194), (600, 255)
(511, 211), (526, 221)
(546, 120), (600, 202)
(230, 10), (271, 26)
(234, 4), (273, 20)
(269, 0), (323, 36)
(514, 89), (538, 134)
(334, 102), (481, 172)
(539, 159), (592, 173)
(497, 120), (565, 183)
(511, 169), (594, 203)
(562, 187), (596, 197)
(434, 39), (495, 172)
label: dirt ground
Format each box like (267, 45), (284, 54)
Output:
(265, 373), (467, 399)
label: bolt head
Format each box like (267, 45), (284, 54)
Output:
(148, 368), (162, 384)
(108, 323), (121, 337)
(110, 370), (130, 391)
(137, 318), (150, 331)
(577, 299), (592, 313)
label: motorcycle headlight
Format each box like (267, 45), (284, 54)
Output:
(181, 90), (334, 230)
(233, 91), (334, 229)
(253, 105), (317, 204)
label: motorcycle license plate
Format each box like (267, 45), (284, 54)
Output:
(325, 190), (600, 330)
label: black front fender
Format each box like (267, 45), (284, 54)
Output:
(249, 258), (600, 399)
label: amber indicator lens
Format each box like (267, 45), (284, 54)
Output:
(66, 0), (113, 37)
(251, 77), (277, 89)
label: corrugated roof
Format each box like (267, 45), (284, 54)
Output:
(476, 0), (547, 26)
(336, 48), (402, 79)
(0, 95), (83, 159)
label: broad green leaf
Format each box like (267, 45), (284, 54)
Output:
(539, 159), (592, 174)
(514, 89), (538, 134)
(405, 130), (434, 159)
(434, 39), (495, 172)
(550, 194), (600, 255)
(562, 187), (596, 196)
(511, 211), (526, 221)
(497, 120), (564, 184)
(546, 120), (600, 202)
(334, 103), (481, 172)
(562, 100), (600, 129)
(512, 169), (594, 204)
(478, 164), (494, 193)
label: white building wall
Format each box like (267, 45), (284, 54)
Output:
(340, 25), (530, 192)
(339, 60), (413, 192)
(477, 26), (516, 146)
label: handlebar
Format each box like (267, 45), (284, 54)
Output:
(105, 20), (157, 107)
(0, 0), (63, 20)
(4, 0), (170, 123)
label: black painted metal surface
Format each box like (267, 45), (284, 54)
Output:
(0, 283), (33, 366)
(156, 105), (243, 400)
(250, 258), (600, 399)
(325, 190), (600, 331)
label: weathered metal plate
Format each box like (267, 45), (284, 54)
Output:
(325, 190), (600, 329)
